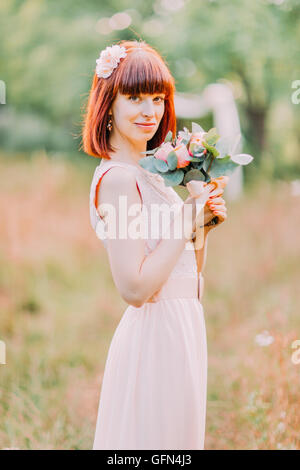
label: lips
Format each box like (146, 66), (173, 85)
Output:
(135, 122), (156, 127)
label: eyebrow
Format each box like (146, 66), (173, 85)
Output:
(128, 93), (165, 97)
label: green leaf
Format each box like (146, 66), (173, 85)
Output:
(191, 122), (205, 134)
(215, 136), (232, 159)
(205, 127), (220, 146)
(154, 158), (169, 172)
(229, 133), (242, 155)
(202, 154), (214, 173)
(167, 151), (178, 170)
(231, 153), (253, 165)
(162, 170), (184, 186)
(140, 148), (158, 155)
(164, 130), (173, 143)
(138, 156), (150, 169)
(138, 156), (159, 173)
(209, 154), (239, 178)
(188, 157), (204, 162)
(183, 168), (205, 185)
(206, 134), (220, 146)
(202, 141), (220, 157)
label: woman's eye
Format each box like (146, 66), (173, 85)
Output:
(129, 95), (164, 102)
(129, 95), (140, 102)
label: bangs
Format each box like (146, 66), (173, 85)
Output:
(115, 51), (174, 97)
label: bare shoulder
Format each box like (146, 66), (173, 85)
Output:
(97, 165), (140, 208)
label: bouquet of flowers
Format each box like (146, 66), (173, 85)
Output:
(139, 122), (253, 226)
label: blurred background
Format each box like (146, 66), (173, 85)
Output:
(0, 0), (299, 450)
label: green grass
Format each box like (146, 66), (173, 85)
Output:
(0, 150), (299, 449)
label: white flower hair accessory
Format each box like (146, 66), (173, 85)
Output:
(95, 44), (127, 79)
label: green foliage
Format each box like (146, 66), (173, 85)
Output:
(0, 0), (299, 179)
(208, 155), (239, 178)
(161, 169), (184, 186)
(164, 130), (173, 143)
(167, 151), (178, 170)
(183, 168), (205, 184)
(153, 157), (168, 172)
(138, 155), (160, 173)
(139, 122), (253, 187)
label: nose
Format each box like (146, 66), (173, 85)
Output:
(141, 98), (155, 117)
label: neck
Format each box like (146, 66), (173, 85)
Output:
(108, 131), (147, 166)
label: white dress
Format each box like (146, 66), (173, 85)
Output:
(89, 159), (207, 450)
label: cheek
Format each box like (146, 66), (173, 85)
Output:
(157, 104), (165, 120)
(114, 104), (134, 126)
(114, 97), (131, 116)
(123, 104), (139, 122)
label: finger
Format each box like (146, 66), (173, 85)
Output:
(212, 208), (227, 216)
(207, 196), (225, 204)
(207, 188), (224, 198)
(208, 199), (226, 208)
(207, 176), (230, 197)
(214, 207), (227, 214)
(210, 175), (230, 189)
(204, 182), (218, 193)
(194, 186), (214, 204)
(209, 203), (227, 211)
(206, 208), (215, 218)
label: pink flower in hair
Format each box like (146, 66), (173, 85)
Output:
(96, 45), (127, 79)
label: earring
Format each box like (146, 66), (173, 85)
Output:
(107, 116), (112, 132)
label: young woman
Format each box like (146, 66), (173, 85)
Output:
(82, 40), (227, 450)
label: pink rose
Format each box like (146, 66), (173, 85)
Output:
(173, 143), (190, 168)
(154, 142), (174, 163)
(190, 132), (206, 145)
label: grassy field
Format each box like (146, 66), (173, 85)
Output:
(0, 150), (299, 450)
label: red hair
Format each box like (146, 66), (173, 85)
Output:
(80, 40), (177, 159)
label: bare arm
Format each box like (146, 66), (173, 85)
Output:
(193, 227), (209, 275)
(97, 167), (212, 308)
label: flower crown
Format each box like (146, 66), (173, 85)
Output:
(95, 44), (127, 79)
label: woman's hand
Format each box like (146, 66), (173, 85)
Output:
(184, 176), (229, 238)
(203, 199), (218, 226)
(204, 176), (229, 231)
(205, 196), (227, 231)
